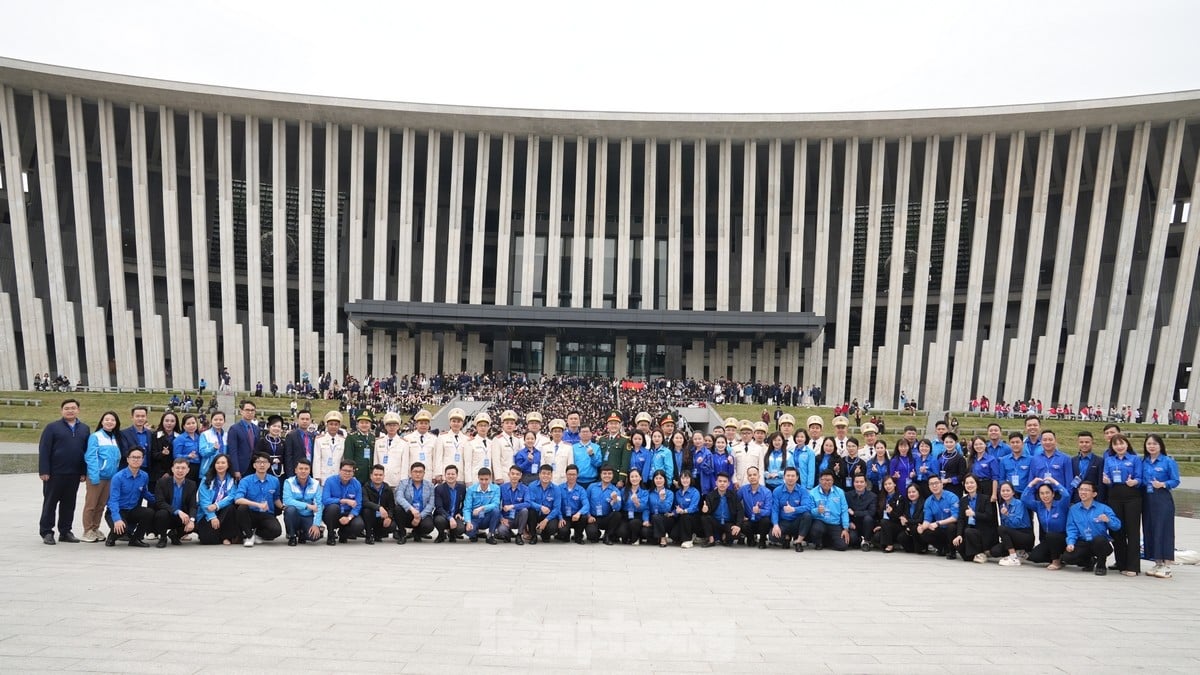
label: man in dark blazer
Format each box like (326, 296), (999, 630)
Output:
(153, 458), (198, 547)
(283, 410), (315, 479)
(226, 400), (261, 478)
(433, 464), (468, 542)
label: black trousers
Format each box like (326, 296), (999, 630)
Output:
(497, 509), (531, 540)
(40, 474), (81, 536)
(153, 509), (191, 538)
(112, 506), (154, 539)
(771, 514), (813, 544)
(555, 516), (587, 541)
(919, 524), (953, 553)
(670, 513), (697, 544)
(1108, 484), (1142, 573)
(236, 506), (283, 540)
(701, 516), (736, 543)
(433, 514), (465, 540)
(586, 512), (622, 542)
(395, 510), (435, 540)
(958, 526), (996, 560)
(879, 518), (911, 550)
(617, 514), (651, 543)
(528, 511), (560, 541)
(811, 519), (849, 550)
(362, 509), (395, 538)
(1062, 537), (1114, 569)
(739, 518), (771, 543)
(1028, 531), (1067, 564)
(322, 504), (365, 540)
(990, 526), (1035, 557)
(651, 513), (676, 539)
(196, 506), (239, 544)
(848, 514), (876, 546)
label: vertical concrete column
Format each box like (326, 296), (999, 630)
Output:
(924, 134), (967, 411)
(397, 128), (417, 302)
(763, 139), (782, 312)
(31, 91), (80, 384)
(296, 121), (317, 379)
(494, 133), (515, 306)
(420, 129), (441, 304)
(711, 339), (728, 381)
(803, 139), (834, 391)
(244, 115), (268, 388)
(616, 137), (633, 308)
(0, 291), (18, 388)
(159, 106), (195, 389)
(65, 95), (110, 386)
(442, 333), (461, 374)
(465, 333), (484, 374)
(590, 139), (609, 309)
(642, 139), (659, 309)
(542, 336), (558, 375)
(1088, 122), (1151, 406)
(129, 104), (166, 387)
(520, 135), (539, 306)
(692, 139), (707, 311)
(667, 139), (682, 311)
(613, 336), (627, 379)
(686, 338), (705, 378)
(787, 141), (808, 313)
(215, 113), (244, 388)
(948, 134), (997, 408)
(395, 332), (414, 376)
(716, 139), (732, 312)
(1122, 120), (1184, 408)
(418, 331), (438, 375)
(373, 128), (393, 302)
(760, 340), (777, 385)
(469, 133), (491, 305)
(570, 137), (589, 308)
(899, 136), (940, 407)
(874, 137), (910, 408)
(827, 138), (858, 405)
(734, 340), (752, 381)
(96, 100), (138, 385)
(271, 119), (292, 386)
(1148, 131), (1200, 411)
(1001, 131), (1055, 402)
(322, 123), (344, 382)
(346, 125), (368, 379)
(187, 111), (217, 389)
(545, 136), (565, 307)
(852, 138), (885, 401)
(740, 141), (758, 312)
(443, 131), (464, 304)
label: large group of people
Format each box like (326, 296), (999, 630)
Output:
(35, 397), (1181, 578)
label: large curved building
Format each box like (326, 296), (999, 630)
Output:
(1, 57), (1199, 413)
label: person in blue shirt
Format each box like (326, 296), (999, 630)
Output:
(708, 436), (735, 490)
(152, 458), (198, 547)
(691, 431), (714, 494)
(463, 467), (502, 544)
(233, 453), (284, 547)
(701, 472), (743, 547)
(912, 440), (937, 496)
(792, 431), (817, 490)
(738, 467), (773, 549)
(555, 465), (590, 544)
(627, 431), (653, 490)
(104, 447), (155, 547)
(525, 464), (561, 544)
(1028, 430), (1073, 496)
(761, 432), (791, 491)
(770, 467), (815, 552)
(497, 465), (532, 544)
(866, 441), (890, 494)
(572, 425), (603, 488)
(1021, 415), (1044, 458)
(889, 438), (915, 498)
(281, 458), (323, 546)
(648, 430), (675, 487)
(561, 410), (583, 445)
(1000, 433), (1034, 499)
(930, 420), (949, 459)
(197, 454), (239, 545)
(648, 469), (676, 547)
(951, 475), (996, 563)
(808, 471), (850, 551)
(172, 414), (203, 483)
(671, 471), (701, 548)
(1141, 433), (1180, 578)
(322, 459), (366, 545)
(917, 475), (959, 558)
(1102, 433), (1143, 576)
(967, 435), (1003, 503)
(1021, 478), (1071, 569)
(394, 462), (436, 544)
(988, 481), (1033, 566)
(617, 467), (651, 545)
(585, 465), (623, 545)
(513, 431), (542, 484)
(1062, 481), (1122, 575)
(984, 422), (1010, 459)
(82, 410), (122, 543)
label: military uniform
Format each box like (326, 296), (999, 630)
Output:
(344, 412), (376, 485)
(597, 412), (631, 485)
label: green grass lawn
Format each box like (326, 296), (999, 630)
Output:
(0, 391), (339, 444)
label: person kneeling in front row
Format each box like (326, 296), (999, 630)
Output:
(395, 462), (436, 544)
(235, 453), (283, 547)
(152, 458), (197, 547)
(362, 464), (395, 545)
(464, 467), (501, 544)
(282, 459), (323, 546)
(809, 471), (851, 551)
(105, 447), (156, 547)
(433, 465), (468, 542)
(1062, 481), (1122, 575)
(322, 459), (366, 545)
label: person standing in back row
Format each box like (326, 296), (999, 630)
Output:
(39, 399), (89, 545)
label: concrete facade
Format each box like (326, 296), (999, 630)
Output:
(2, 58), (1200, 412)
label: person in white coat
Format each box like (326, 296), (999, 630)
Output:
(312, 411), (346, 483)
(373, 412), (407, 486)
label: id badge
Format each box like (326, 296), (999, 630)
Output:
(363, 448), (370, 459)
(382, 455), (389, 465)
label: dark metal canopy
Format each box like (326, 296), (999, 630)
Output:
(345, 300), (823, 342)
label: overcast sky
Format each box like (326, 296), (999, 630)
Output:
(3, 0), (1197, 113)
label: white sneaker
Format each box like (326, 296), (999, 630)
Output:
(428, 527), (439, 541)
(80, 530), (99, 543)
(998, 554), (1021, 566)
(973, 553), (987, 564)
(243, 538), (255, 548)
(681, 540), (693, 549)
(632, 540), (640, 546)
(253, 535), (263, 545)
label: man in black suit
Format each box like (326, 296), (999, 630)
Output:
(153, 458), (198, 547)
(433, 464), (468, 542)
(283, 410), (315, 479)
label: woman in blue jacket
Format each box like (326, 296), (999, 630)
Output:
(989, 482), (1033, 566)
(648, 431), (674, 486)
(648, 470), (676, 547)
(889, 438), (916, 497)
(618, 467), (651, 545)
(1142, 434), (1180, 578)
(627, 431), (652, 484)
(173, 414), (203, 483)
(880, 483), (923, 553)
(791, 430), (815, 490)
(1102, 433), (1143, 576)
(709, 436), (735, 488)
(913, 439), (938, 497)
(196, 454), (240, 545)
(866, 441), (890, 493)
(82, 411), (122, 542)
(672, 471), (701, 548)
(762, 432), (791, 491)
(1021, 479), (1070, 570)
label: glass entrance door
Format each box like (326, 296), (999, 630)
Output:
(556, 341), (615, 378)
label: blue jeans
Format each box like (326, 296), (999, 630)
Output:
(284, 505), (317, 540)
(467, 509), (500, 539)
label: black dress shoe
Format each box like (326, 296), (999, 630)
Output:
(396, 534), (406, 545)
(42, 533), (56, 545)
(170, 534), (182, 546)
(365, 535), (375, 545)
(1095, 565), (1107, 576)
(602, 538), (613, 546)
(1081, 563), (1094, 572)
(528, 534), (537, 545)
(515, 537), (525, 546)
(104, 532), (117, 547)
(701, 540), (716, 548)
(128, 538), (149, 548)
(794, 543), (805, 553)
(288, 535), (297, 547)
(946, 552), (957, 560)
(327, 534), (337, 546)
(757, 539), (768, 550)
(156, 537), (168, 549)
(486, 535), (497, 545)
(59, 532), (80, 543)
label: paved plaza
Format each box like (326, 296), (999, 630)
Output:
(1, 473), (1199, 674)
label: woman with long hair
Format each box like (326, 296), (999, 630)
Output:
(952, 475), (997, 563)
(967, 435), (1003, 503)
(173, 414), (203, 483)
(866, 440), (890, 493)
(1102, 433), (1143, 576)
(82, 411), (122, 542)
(791, 429), (815, 489)
(648, 469), (676, 547)
(889, 437), (915, 497)
(196, 454), (239, 545)
(1142, 433), (1179, 578)
(150, 411), (180, 480)
(618, 467), (651, 545)
(762, 432), (791, 491)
